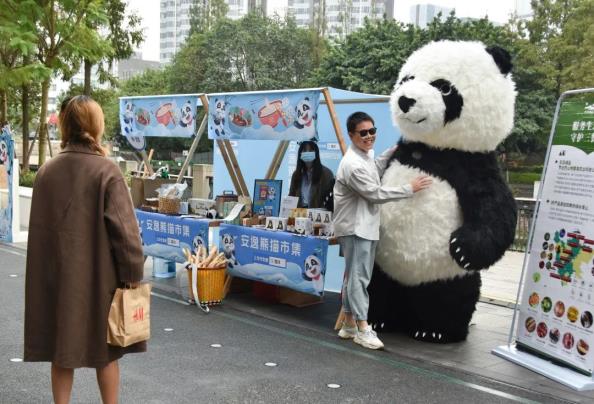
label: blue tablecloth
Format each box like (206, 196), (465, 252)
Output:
(136, 210), (210, 263)
(219, 224), (329, 296)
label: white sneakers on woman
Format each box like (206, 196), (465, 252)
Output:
(338, 324), (384, 350)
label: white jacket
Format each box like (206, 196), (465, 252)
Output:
(333, 145), (412, 240)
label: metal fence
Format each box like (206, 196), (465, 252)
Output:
(511, 198), (536, 252)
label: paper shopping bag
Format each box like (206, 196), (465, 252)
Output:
(107, 283), (151, 347)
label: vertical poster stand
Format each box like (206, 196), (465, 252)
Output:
(492, 88), (594, 391)
(0, 126), (27, 243)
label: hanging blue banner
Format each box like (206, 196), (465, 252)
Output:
(208, 90), (321, 141)
(219, 224), (329, 296)
(0, 126), (14, 242)
(120, 95), (200, 150)
(136, 210), (210, 263)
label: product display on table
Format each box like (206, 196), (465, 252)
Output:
(367, 40), (518, 343)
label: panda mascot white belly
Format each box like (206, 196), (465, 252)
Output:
(367, 40), (518, 343)
(377, 162), (464, 285)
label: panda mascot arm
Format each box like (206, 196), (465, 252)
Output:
(448, 156), (517, 270)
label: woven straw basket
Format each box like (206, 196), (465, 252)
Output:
(187, 266), (227, 305)
(158, 197), (181, 214)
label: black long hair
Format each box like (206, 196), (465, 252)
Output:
(294, 141), (323, 187)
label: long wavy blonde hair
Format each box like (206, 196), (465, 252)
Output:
(59, 95), (108, 156)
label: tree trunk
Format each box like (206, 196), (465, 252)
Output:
(0, 90), (7, 125)
(22, 84), (30, 171)
(84, 59), (92, 96)
(38, 78), (50, 166)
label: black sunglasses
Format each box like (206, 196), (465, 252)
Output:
(353, 127), (377, 138)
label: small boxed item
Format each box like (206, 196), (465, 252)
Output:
(307, 209), (332, 224)
(265, 216), (288, 232)
(215, 191), (238, 214)
(291, 208), (308, 218)
(294, 217), (313, 236)
(188, 198), (216, 215)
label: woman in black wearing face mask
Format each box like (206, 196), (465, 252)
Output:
(289, 140), (335, 211)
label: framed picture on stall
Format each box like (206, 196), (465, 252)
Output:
(252, 179), (282, 217)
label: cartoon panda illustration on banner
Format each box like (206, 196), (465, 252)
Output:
(368, 41), (518, 343)
(302, 254), (325, 296)
(221, 233), (239, 269)
(294, 97), (316, 130)
(180, 100), (194, 128)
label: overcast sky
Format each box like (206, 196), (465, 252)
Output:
(127, 0), (519, 62)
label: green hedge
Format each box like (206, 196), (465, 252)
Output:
(509, 171), (541, 184)
(20, 170), (36, 188)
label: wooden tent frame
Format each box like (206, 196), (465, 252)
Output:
(204, 87), (348, 198)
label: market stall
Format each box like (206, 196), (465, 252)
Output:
(212, 88), (398, 293)
(205, 88), (350, 301)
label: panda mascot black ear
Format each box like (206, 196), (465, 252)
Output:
(486, 46), (513, 75)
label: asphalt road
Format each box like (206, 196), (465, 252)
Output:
(0, 244), (572, 403)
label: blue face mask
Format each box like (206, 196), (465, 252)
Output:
(300, 151), (316, 163)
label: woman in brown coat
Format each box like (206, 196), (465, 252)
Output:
(24, 95), (145, 404)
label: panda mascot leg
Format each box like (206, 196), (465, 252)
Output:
(368, 266), (481, 343)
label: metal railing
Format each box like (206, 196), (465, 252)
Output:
(510, 197), (536, 252)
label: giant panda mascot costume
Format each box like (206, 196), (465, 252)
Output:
(367, 41), (518, 343)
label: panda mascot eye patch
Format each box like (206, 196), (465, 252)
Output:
(368, 40), (517, 344)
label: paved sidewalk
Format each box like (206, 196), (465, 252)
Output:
(481, 250), (526, 306)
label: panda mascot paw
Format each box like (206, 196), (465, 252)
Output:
(368, 40), (517, 344)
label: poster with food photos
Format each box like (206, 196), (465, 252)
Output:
(516, 93), (594, 375)
(219, 224), (328, 296)
(119, 95), (199, 150)
(207, 90), (320, 141)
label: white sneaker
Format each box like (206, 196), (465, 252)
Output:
(354, 326), (384, 350)
(338, 324), (358, 339)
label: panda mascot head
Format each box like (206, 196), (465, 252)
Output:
(390, 40), (515, 152)
(369, 41), (518, 343)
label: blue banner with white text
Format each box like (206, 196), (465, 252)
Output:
(219, 224), (328, 296)
(136, 210), (209, 263)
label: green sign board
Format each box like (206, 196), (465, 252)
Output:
(552, 96), (594, 153)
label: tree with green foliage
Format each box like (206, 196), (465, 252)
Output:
(171, 13), (324, 94)
(518, 0), (594, 96)
(32, 0), (112, 166)
(189, 0), (229, 35)
(0, 1), (50, 170)
(82, 0), (144, 95)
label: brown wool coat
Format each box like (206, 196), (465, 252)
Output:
(24, 143), (146, 368)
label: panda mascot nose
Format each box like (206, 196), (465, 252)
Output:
(398, 96), (416, 113)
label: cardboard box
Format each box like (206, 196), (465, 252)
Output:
(294, 217), (313, 236)
(130, 177), (176, 208)
(265, 216), (288, 232)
